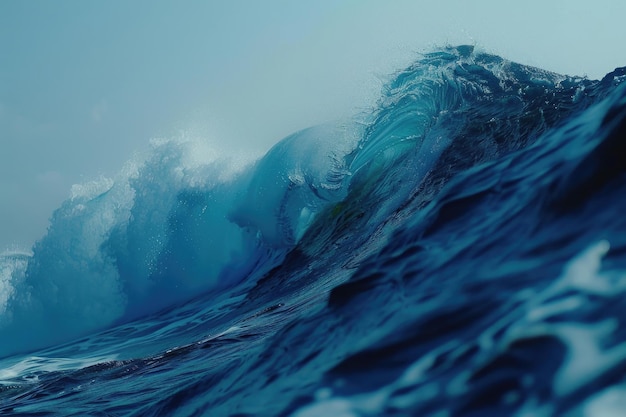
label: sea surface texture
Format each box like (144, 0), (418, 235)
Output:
(1, 45), (626, 416)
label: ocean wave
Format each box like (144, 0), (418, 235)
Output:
(0, 45), (623, 364)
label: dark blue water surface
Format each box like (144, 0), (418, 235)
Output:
(1, 46), (626, 416)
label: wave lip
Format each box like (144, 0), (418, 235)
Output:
(347, 44), (582, 176)
(320, 45), (606, 249)
(229, 120), (360, 247)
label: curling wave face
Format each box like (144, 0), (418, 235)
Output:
(0, 45), (624, 368)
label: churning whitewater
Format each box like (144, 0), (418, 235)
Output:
(1, 45), (626, 416)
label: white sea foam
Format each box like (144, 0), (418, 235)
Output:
(0, 122), (363, 358)
(0, 355), (116, 385)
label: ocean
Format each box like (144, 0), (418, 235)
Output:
(1, 45), (625, 416)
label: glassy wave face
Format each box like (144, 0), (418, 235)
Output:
(1, 46), (626, 416)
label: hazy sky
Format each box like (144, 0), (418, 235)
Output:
(1, 0), (626, 250)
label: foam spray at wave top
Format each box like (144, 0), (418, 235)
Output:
(0, 94), (362, 357)
(1, 45), (626, 416)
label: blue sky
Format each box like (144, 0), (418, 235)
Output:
(1, 0), (626, 250)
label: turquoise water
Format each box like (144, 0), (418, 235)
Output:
(1, 46), (626, 416)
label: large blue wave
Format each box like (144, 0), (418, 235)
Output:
(0, 45), (623, 360)
(0, 117), (363, 357)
